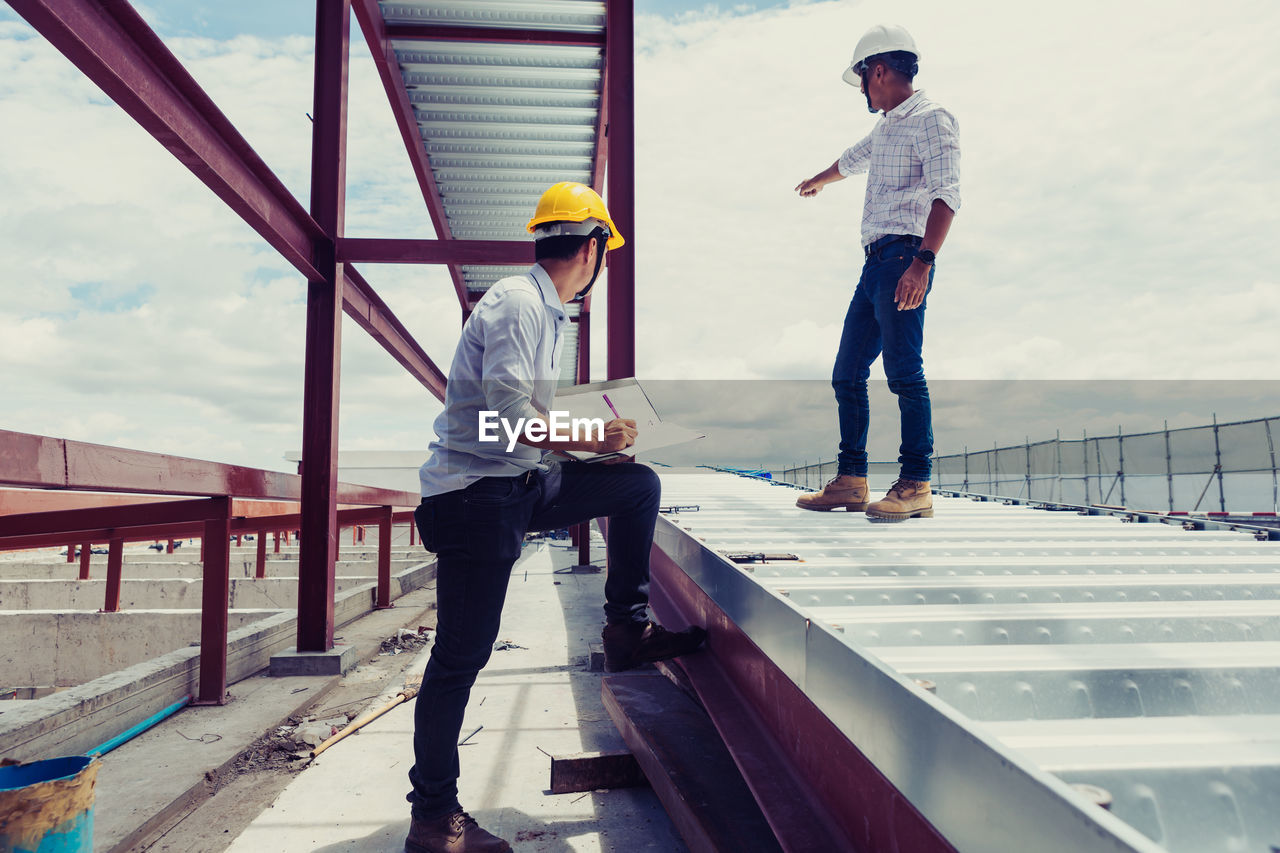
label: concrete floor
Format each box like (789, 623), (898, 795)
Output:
(224, 536), (687, 853)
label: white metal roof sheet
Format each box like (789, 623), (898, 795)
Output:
(657, 469), (1280, 853)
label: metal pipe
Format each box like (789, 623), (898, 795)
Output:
(1266, 417), (1278, 514)
(90, 696), (191, 757)
(1212, 413), (1226, 512)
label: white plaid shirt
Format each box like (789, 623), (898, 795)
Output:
(837, 90), (961, 247)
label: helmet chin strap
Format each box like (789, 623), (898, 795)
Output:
(861, 69), (877, 114)
(571, 232), (609, 303)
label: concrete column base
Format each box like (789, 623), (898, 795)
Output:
(269, 644), (357, 677)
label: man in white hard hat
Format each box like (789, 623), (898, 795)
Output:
(404, 182), (706, 853)
(794, 23), (960, 521)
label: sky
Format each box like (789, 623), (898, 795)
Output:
(1, 0), (1278, 476)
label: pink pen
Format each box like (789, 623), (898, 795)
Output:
(602, 394), (620, 418)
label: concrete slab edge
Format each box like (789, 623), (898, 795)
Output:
(105, 673), (344, 853)
(0, 561), (436, 762)
(110, 581), (439, 853)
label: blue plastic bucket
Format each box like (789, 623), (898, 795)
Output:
(0, 756), (99, 853)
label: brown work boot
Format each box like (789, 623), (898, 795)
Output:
(866, 479), (933, 521)
(795, 475), (869, 512)
(602, 620), (707, 672)
(405, 808), (511, 853)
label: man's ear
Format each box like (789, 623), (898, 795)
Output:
(579, 238), (596, 266)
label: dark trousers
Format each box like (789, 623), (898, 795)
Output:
(833, 235), (936, 482)
(407, 461), (660, 819)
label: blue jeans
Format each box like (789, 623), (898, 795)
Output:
(406, 461), (660, 820)
(833, 235), (935, 482)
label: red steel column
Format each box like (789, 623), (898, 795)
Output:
(605, 0), (635, 380)
(197, 498), (231, 705)
(255, 531), (267, 579)
(376, 506), (393, 609)
(66, 544), (75, 563)
(103, 538), (123, 612)
(297, 0), (351, 653)
(78, 542), (91, 580)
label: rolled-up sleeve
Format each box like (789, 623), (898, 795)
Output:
(837, 134), (873, 177)
(914, 110), (961, 213)
(479, 289), (544, 425)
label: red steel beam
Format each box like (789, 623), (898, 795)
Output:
(4, 523), (200, 553)
(1, 506), (414, 555)
(592, 64), (610, 193)
(343, 266), (447, 400)
(297, 0), (351, 654)
(353, 0), (469, 313)
(339, 238), (534, 267)
(0, 429), (417, 507)
(605, 0), (635, 379)
(7, 0), (324, 281)
(4, 3), (447, 420)
(0, 498), (223, 539)
(650, 546), (956, 852)
(383, 24), (604, 47)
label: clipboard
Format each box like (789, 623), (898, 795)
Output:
(552, 378), (705, 462)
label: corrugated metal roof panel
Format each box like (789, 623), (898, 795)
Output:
(655, 470), (1280, 852)
(376, 1), (606, 376)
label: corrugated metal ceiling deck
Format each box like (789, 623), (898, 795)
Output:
(376, 1), (603, 382)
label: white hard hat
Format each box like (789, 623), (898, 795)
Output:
(843, 24), (919, 86)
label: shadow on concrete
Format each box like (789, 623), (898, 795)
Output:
(309, 808), (599, 853)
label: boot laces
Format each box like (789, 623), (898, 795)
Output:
(888, 478), (921, 497)
(449, 811), (479, 833)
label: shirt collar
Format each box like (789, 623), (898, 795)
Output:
(528, 263), (567, 320)
(884, 89), (924, 120)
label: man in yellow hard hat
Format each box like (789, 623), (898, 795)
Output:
(404, 182), (706, 853)
(794, 24), (960, 521)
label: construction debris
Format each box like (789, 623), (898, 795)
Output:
(379, 626), (432, 656)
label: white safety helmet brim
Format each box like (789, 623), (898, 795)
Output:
(844, 23), (919, 87)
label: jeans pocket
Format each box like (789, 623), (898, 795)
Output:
(463, 476), (521, 505)
(414, 499), (437, 553)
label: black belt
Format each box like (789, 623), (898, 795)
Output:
(864, 234), (921, 257)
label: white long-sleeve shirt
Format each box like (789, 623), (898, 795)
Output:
(418, 264), (566, 497)
(837, 90), (961, 247)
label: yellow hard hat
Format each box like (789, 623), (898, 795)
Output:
(526, 182), (625, 251)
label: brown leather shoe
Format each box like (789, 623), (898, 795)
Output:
(405, 809), (511, 853)
(866, 479), (933, 521)
(602, 620), (707, 672)
(795, 475), (869, 512)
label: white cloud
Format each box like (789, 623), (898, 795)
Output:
(1, 0), (1277, 477)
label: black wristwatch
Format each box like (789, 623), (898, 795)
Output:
(915, 249), (936, 266)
